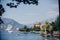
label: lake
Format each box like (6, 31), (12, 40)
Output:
(1, 31), (46, 40)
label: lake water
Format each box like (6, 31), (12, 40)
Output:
(1, 31), (45, 40)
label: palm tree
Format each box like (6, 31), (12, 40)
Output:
(44, 21), (50, 34)
(41, 21), (53, 37)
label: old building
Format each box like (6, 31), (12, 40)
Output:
(32, 22), (42, 29)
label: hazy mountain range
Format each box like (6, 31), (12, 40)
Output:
(1, 18), (56, 30)
(1, 18), (24, 31)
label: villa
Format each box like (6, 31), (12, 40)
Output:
(32, 22), (42, 29)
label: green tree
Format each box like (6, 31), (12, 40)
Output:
(41, 25), (46, 31)
(24, 25), (28, 31)
(51, 22), (57, 31)
(50, 16), (59, 31)
(55, 16), (59, 31)
(33, 25), (40, 31)
(0, 4), (5, 24)
(54, 16), (60, 39)
(30, 27), (33, 31)
(42, 21), (53, 34)
(6, 0), (38, 8)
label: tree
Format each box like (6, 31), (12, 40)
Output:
(0, 0), (39, 24)
(23, 25), (28, 31)
(0, 0), (5, 24)
(33, 25), (40, 31)
(54, 16), (60, 39)
(0, 4), (5, 16)
(6, 0), (39, 8)
(0, 4), (5, 24)
(42, 21), (53, 34)
(51, 22), (57, 31)
(30, 27), (33, 31)
(55, 16), (60, 31)
(41, 25), (46, 31)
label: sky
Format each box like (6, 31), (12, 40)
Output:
(1, 0), (59, 24)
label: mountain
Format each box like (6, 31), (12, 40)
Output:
(27, 24), (33, 28)
(1, 18), (24, 31)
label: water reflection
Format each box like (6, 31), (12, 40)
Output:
(1, 31), (45, 40)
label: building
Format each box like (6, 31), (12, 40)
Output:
(32, 22), (42, 29)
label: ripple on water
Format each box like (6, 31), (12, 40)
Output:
(1, 31), (45, 40)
